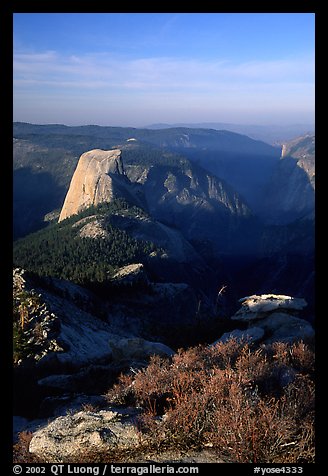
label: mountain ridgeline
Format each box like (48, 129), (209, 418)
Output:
(13, 122), (315, 319)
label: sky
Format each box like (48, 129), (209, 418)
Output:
(13, 13), (315, 127)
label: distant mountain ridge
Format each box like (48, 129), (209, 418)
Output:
(13, 122), (314, 235)
(13, 122), (278, 238)
(145, 122), (315, 144)
(13, 121), (280, 153)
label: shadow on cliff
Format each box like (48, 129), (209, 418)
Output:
(14, 167), (67, 239)
(255, 156), (315, 225)
(141, 164), (262, 254)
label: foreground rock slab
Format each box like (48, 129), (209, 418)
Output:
(29, 407), (141, 462)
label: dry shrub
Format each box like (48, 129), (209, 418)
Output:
(106, 372), (135, 406)
(288, 341), (315, 374)
(106, 339), (315, 463)
(80, 403), (98, 412)
(207, 373), (314, 463)
(270, 341), (314, 373)
(13, 431), (41, 463)
(205, 338), (246, 369)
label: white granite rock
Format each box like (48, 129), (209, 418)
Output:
(29, 408), (141, 462)
(59, 149), (129, 221)
(232, 294), (307, 321)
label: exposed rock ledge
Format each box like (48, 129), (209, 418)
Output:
(13, 268), (174, 395)
(29, 407), (142, 462)
(232, 294), (307, 321)
(215, 294), (314, 345)
(28, 406), (224, 463)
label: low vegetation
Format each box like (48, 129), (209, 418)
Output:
(13, 338), (315, 463)
(107, 339), (315, 463)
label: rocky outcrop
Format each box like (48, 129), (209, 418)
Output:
(27, 406), (224, 463)
(226, 294), (314, 345)
(77, 216), (109, 239)
(34, 296), (174, 391)
(232, 294), (307, 321)
(13, 269), (175, 415)
(29, 407), (142, 462)
(59, 149), (137, 222)
(111, 263), (149, 286)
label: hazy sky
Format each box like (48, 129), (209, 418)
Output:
(13, 13), (315, 127)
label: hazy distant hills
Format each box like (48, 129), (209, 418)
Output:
(13, 121), (284, 159)
(13, 121), (282, 152)
(145, 122), (315, 145)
